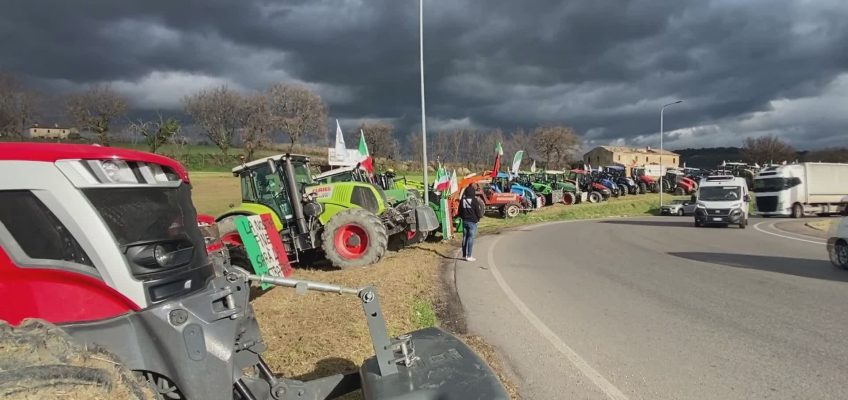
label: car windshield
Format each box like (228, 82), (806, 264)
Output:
(699, 186), (742, 201)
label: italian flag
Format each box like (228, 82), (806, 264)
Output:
(490, 141), (503, 178)
(434, 164), (450, 193)
(358, 130), (374, 173)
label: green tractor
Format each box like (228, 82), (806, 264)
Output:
(217, 155), (439, 269)
(540, 170), (585, 205)
(517, 171), (563, 205)
(315, 166), (440, 249)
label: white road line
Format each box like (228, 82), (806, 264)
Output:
(753, 221), (827, 245)
(486, 233), (630, 400)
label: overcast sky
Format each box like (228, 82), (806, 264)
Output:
(2, 0), (847, 150)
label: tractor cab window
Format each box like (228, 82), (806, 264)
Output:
(240, 173), (258, 202)
(249, 162), (293, 219)
(0, 191), (93, 268)
(292, 161), (314, 188)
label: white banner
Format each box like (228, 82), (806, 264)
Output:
(328, 148), (362, 166)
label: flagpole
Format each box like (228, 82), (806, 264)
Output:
(419, 0), (429, 205)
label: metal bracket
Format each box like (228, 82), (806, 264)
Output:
(359, 287), (398, 376)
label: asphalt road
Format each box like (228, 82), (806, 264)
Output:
(455, 216), (845, 400)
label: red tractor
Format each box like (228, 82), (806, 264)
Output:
(0, 143), (507, 400)
(449, 174), (526, 218)
(632, 167), (659, 193)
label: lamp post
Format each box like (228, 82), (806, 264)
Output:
(419, 0), (429, 205)
(659, 100), (683, 208)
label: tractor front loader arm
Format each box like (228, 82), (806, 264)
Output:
(239, 272), (509, 400)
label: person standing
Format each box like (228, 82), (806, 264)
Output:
(459, 183), (484, 261)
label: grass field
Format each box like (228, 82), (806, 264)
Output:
(189, 173), (680, 399)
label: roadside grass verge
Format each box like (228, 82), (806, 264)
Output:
(806, 219), (835, 231)
(191, 172), (682, 399)
(478, 194), (685, 233)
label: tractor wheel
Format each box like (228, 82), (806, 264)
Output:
(322, 209), (388, 269)
(677, 209), (684, 216)
(502, 202), (521, 218)
(639, 182), (647, 194)
(0, 320), (154, 400)
(620, 187), (627, 197)
(227, 245), (254, 274)
(739, 218), (747, 229)
(588, 192), (602, 203)
(674, 187), (685, 196)
(562, 192), (576, 205)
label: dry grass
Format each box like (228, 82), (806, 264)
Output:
(190, 172), (241, 215)
(252, 241), (451, 379)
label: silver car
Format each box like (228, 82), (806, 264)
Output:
(661, 199), (697, 216)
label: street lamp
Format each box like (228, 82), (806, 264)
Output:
(659, 100), (683, 208)
(419, 0), (429, 205)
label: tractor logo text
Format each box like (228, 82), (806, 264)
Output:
(309, 185), (334, 199)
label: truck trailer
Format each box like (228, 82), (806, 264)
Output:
(753, 163), (848, 218)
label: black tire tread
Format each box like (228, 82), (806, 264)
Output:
(321, 208), (388, 269)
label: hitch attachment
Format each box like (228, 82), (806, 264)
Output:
(245, 274), (416, 377)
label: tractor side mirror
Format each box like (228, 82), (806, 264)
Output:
(743, 194), (751, 202)
(267, 159), (277, 174)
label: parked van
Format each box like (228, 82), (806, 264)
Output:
(693, 175), (751, 228)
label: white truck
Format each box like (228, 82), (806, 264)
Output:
(753, 163), (848, 218)
(693, 175), (751, 228)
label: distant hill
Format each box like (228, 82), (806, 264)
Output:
(672, 147), (745, 169)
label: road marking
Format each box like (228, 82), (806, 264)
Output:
(753, 221), (826, 245)
(486, 233), (630, 400)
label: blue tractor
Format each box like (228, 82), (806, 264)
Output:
(494, 172), (543, 208)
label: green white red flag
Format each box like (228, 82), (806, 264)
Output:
(490, 142), (503, 178)
(434, 163), (450, 193)
(358, 129), (374, 173)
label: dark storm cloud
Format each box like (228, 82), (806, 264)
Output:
(1, 0), (847, 149)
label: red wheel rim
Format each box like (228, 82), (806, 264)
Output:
(334, 224), (369, 259)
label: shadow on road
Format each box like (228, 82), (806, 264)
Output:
(668, 252), (847, 282)
(600, 219), (698, 228)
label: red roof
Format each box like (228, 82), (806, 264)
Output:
(0, 142), (189, 183)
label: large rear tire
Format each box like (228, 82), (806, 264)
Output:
(0, 320), (154, 400)
(561, 191), (576, 205)
(638, 182), (647, 194)
(674, 187), (685, 196)
(322, 209), (388, 269)
(588, 192), (602, 203)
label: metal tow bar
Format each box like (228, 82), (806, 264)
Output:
(246, 275), (417, 377)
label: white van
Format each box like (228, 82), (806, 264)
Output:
(693, 175), (751, 228)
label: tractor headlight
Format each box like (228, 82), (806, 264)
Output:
(154, 244), (174, 266)
(99, 159), (138, 183)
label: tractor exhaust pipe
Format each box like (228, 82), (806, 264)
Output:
(281, 156), (309, 234)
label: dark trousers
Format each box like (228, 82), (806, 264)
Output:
(462, 220), (478, 258)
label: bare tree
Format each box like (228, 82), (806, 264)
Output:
(406, 131), (423, 164)
(267, 84), (328, 151)
(183, 86), (246, 157)
(65, 85), (128, 146)
(242, 93), (273, 161)
(533, 125), (581, 169)
(741, 135), (796, 165)
(0, 72), (37, 138)
(358, 121), (399, 160)
(128, 113), (181, 153)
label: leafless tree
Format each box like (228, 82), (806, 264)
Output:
(0, 72), (37, 138)
(358, 121), (399, 160)
(533, 125), (581, 169)
(183, 85), (247, 157)
(406, 131), (423, 164)
(65, 85), (128, 146)
(267, 84), (328, 151)
(242, 93), (273, 161)
(128, 113), (181, 153)
(741, 135), (796, 165)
